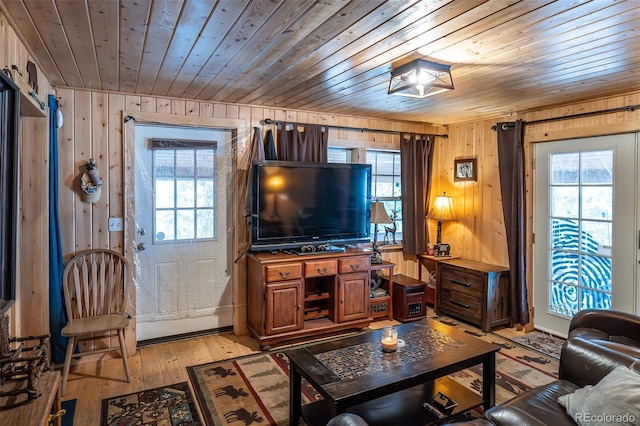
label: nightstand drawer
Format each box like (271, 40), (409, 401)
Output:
(440, 268), (483, 296)
(439, 287), (482, 322)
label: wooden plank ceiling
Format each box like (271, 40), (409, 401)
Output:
(3, 0), (640, 124)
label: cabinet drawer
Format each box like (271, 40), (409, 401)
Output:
(305, 260), (337, 277)
(440, 268), (483, 296)
(338, 256), (369, 274)
(439, 287), (482, 322)
(265, 263), (302, 282)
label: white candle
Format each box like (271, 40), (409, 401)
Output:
(381, 336), (397, 352)
(381, 326), (398, 352)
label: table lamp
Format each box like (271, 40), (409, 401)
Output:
(427, 192), (457, 256)
(370, 202), (393, 264)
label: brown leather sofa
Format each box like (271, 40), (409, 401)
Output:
(327, 309), (640, 426)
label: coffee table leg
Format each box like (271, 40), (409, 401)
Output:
(482, 352), (496, 410)
(289, 365), (302, 425)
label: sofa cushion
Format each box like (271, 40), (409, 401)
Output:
(484, 379), (578, 426)
(557, 366), (640, 426)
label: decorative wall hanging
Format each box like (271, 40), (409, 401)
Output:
(454, 158), (477, 182)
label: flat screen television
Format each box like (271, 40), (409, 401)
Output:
(251, 161), (372, 252)
(0, 71), (20, 314)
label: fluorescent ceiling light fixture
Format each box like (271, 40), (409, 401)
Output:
(388, 59), (454, 98)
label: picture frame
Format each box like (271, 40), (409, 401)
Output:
(454, 158), (477, 182)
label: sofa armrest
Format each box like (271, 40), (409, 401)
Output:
(559, 336), (640, 387)
(568, 309), (640, 341)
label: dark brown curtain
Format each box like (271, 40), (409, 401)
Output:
(243, 127), (265, 218)
(400, 133), (435, 255)
(276, 122), (328, 162)
(497, 120), (529, 325)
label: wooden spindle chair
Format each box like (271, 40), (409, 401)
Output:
(60, 249), (131, 396)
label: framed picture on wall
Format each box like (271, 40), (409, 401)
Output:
(454, 158), (477, 182)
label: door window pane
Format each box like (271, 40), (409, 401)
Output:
(547, 149), (613, 319)
(152, 146), (216, 242)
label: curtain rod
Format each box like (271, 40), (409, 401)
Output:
(491, 105), (640, 130)
(261, 118), (448, 139)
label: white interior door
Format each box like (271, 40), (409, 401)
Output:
(133, 124), (233, 342)
(533, 134), (638, 336)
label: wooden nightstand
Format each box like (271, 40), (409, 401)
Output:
(436, 259), (510, 332)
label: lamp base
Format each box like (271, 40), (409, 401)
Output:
(371, 244), (383, 264)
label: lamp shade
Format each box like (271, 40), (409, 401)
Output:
(427, 194), (457, 221)
(388, 59), (454, 98)
(371, 202), (393, 224)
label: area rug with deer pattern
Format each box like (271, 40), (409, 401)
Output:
(100, 381), (202, 425)
(187, 317), (559, 426)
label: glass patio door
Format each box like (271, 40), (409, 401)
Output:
(533, 134), (637, 336)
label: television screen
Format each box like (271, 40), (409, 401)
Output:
(251, 161), (371, 251)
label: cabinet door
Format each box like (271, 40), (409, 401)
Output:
(336, 272), (369, 322)
(266, 281), (303, 335)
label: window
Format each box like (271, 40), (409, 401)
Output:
(152, 143), (217, 242)
(328, 147), (351, 163)
(367, 150), (402, 244)
(328, 147), (402, 244)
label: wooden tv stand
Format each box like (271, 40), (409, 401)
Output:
(247, 249), (372, 349)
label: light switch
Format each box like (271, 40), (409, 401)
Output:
(108, 217), (124, 232)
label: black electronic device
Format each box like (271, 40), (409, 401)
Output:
(250, 161), (372, 252)
(431, 391), (458, 412)
(434, 243), (451, 257)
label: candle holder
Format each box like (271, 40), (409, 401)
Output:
(381, 326), (398, 353)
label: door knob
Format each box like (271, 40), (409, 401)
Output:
(136, 243), (146, 251)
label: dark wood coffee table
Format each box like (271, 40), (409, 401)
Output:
(285, 319), (500, 426)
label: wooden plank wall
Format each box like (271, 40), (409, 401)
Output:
(53, 87), (442, 346)
(427, 92), (640, 325)
(6, 5), (640, 343)
(1, 10), (53, 339)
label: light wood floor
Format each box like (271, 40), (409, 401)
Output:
(61, 314), (527, 425)
(62, 331), (261, 425)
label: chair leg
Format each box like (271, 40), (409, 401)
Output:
(117, 329), (131, 382)
(61, 336), (76, 397)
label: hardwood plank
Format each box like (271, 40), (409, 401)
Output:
(235, 0), (418, 105)
(167, 0), (246, 99)
(156, 342), (185, 385)
(122, 349), (144, 395)
(198, 0), (318, 100)
(139, 345), (164, 390)
(136, 0), (185, 94)
(56, 1), (100, 88)
(91, 92), (110, 249)
(100, 357), (126, 399)
(108, 93), (125, 253)
(71, 360), (103, 426)
(57, 88), (77, 257)
(118, 0), (151, 93)
(0, 0), (65, 85)
(188, 337), (216, 365)
(88, 0), (119, 91)
(73, 91), (93, 252)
